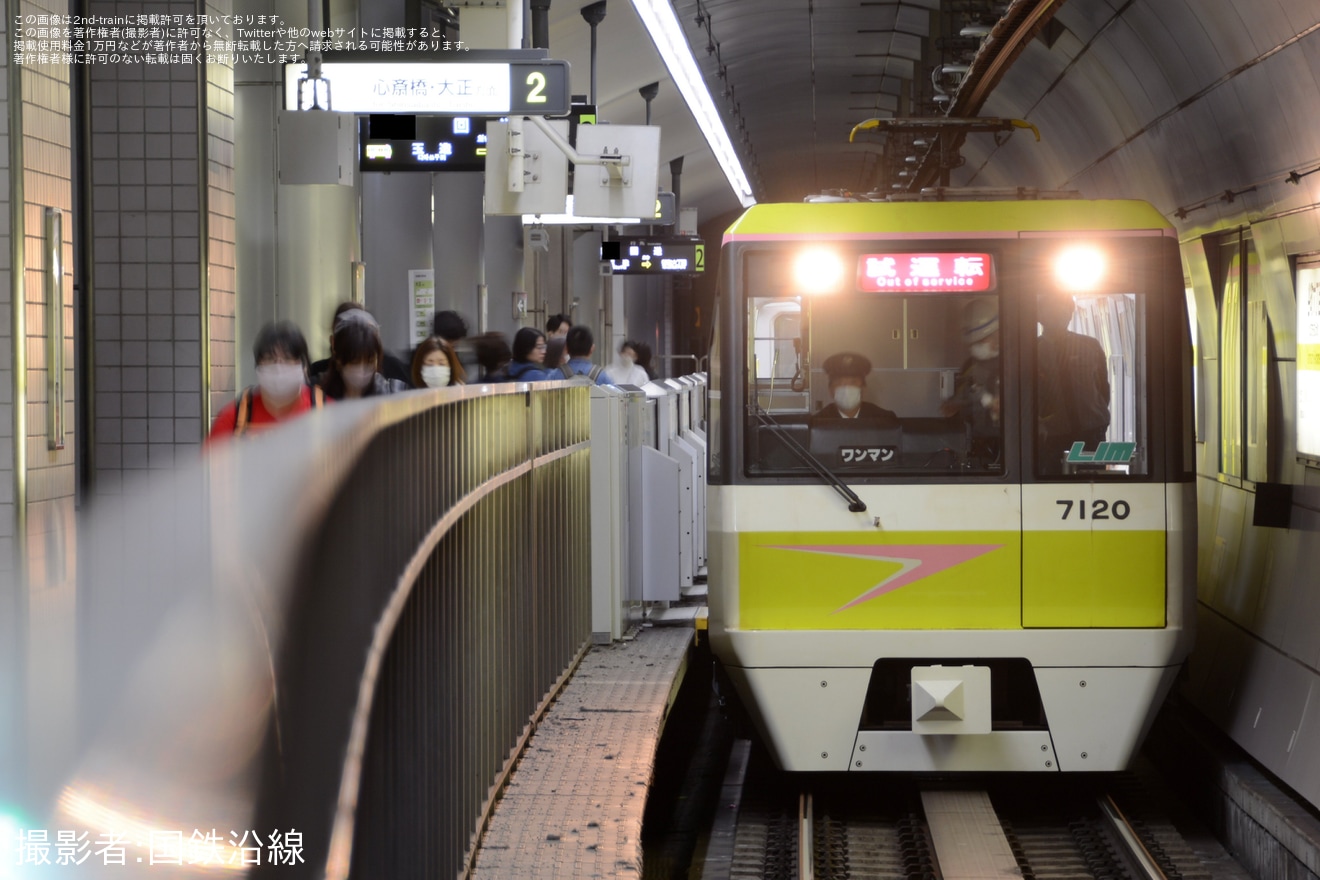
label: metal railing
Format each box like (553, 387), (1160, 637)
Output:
(39, 382), (591, 879)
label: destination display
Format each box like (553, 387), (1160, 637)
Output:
(360, 116), (488, 172)
(856, 252), (994, 292)
(602, 237), (705, 275)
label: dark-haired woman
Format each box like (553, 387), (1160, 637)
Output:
(473, 332), (512, 382)
(505, 327), (555, 382)
(320, 310), (409, 400)
(207, 320), (327, 443)
(411, 336), (466, 388)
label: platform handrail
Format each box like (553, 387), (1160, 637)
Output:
(46, 380), (592, 880)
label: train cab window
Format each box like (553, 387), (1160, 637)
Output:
(1034, 291), (1148, 478)
(750, 296), (808, 414)
(743, 248), (1005, 477)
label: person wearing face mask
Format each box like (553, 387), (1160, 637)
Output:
(207, 320), (326, 443)
(605, 340), (651, 386)
(309, 301), (413, 388)
(410, 336), (467, 389)
(942, 297), (1003, 463)
(814, 352), (897, 420)
(320, 309), (409, 400)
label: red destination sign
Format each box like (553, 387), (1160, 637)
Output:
(856, 252), (995, 292)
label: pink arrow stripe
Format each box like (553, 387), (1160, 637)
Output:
(765, 544), (1003, 611)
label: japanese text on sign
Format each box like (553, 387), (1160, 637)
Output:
(856, 252), (994, 293)
(839, 446), (896, 463)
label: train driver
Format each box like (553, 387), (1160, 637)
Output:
(815, 352), (897, 420)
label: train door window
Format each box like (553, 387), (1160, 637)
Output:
(1246, 299), (1274, 483)
(1034, 284), (1148, 478)
(1295, 257), (1320, 464)
(1186, 283), (1205, 441)
(1214, 232), (1258, 481)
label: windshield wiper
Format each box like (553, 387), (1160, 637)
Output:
(753, 406), (867, 513)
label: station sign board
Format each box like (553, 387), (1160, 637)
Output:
(284, 59), (571, 115)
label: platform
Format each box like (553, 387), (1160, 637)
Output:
(471, 625), (695, 879)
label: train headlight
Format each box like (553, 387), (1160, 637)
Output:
(793, 248), (845, 294)
(1054, 245), (1106, 291)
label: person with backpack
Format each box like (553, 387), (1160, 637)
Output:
(505, 327), (557, 382)
(559, 325), (613, 385)
(206, 320), (326, 443)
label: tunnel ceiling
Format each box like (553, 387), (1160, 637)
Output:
(543, 0), (1320, 234)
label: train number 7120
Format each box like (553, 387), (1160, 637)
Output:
(1056, 499), (1130, 520)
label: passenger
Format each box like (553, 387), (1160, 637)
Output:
(206, 320), (325, 443)
(605, 339), (651, 386)
(941, 297), (1002, 463)
(815, 352), (896, 420)
(546, 313), (572, 339)
(310, 301), (412, 387)
(544, 336), (568, 372)
(410, 336), (466, 389)
(559, 325), (612, 384)
(433, 309), (468, 347)
(473, 332), (513, 382)
(1036, 295), (1111, 473)
(433, 308), (478, 377)
(506, 327), (556, 382)
(320, 309), (410, 400)
(635, 341), (658, 381)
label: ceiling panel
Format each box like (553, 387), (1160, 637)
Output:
(537, 0), (1320, 237)
(895, 5), (932, 35)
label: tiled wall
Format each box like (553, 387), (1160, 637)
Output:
(89, 0), (233, 492)
(206, 1), (235, 419)
(22, 0), (76, 578)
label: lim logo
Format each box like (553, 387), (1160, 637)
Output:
(1065, 441), (1136, 463)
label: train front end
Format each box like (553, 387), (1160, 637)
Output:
(706, 200), (1195, 772)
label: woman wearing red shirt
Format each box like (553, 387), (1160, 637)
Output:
(207, 321), (326, 443)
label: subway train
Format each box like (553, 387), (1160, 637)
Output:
(704, 195), (1196, 772)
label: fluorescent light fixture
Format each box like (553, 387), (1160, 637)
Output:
(630, 0), (756, 208)
(522, 195), (643, 226)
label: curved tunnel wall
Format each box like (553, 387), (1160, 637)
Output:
(962, 0), (1320, 809)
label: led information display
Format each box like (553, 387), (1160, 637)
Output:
(603, 237), (705, 275)
(284, 59), (570, 115)
(361, 116), (488, 172)
(856, 252), (994, 292)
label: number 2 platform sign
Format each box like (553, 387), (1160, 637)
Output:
(284, 56), (571, 115)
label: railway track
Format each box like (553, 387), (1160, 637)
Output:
(702, 740), (1245, 880)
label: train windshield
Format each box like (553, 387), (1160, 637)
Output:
(743, 244), (1150, 479)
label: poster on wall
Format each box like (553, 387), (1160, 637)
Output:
(1298, 262), (1320, 461)
(410, 270), (435, 348)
